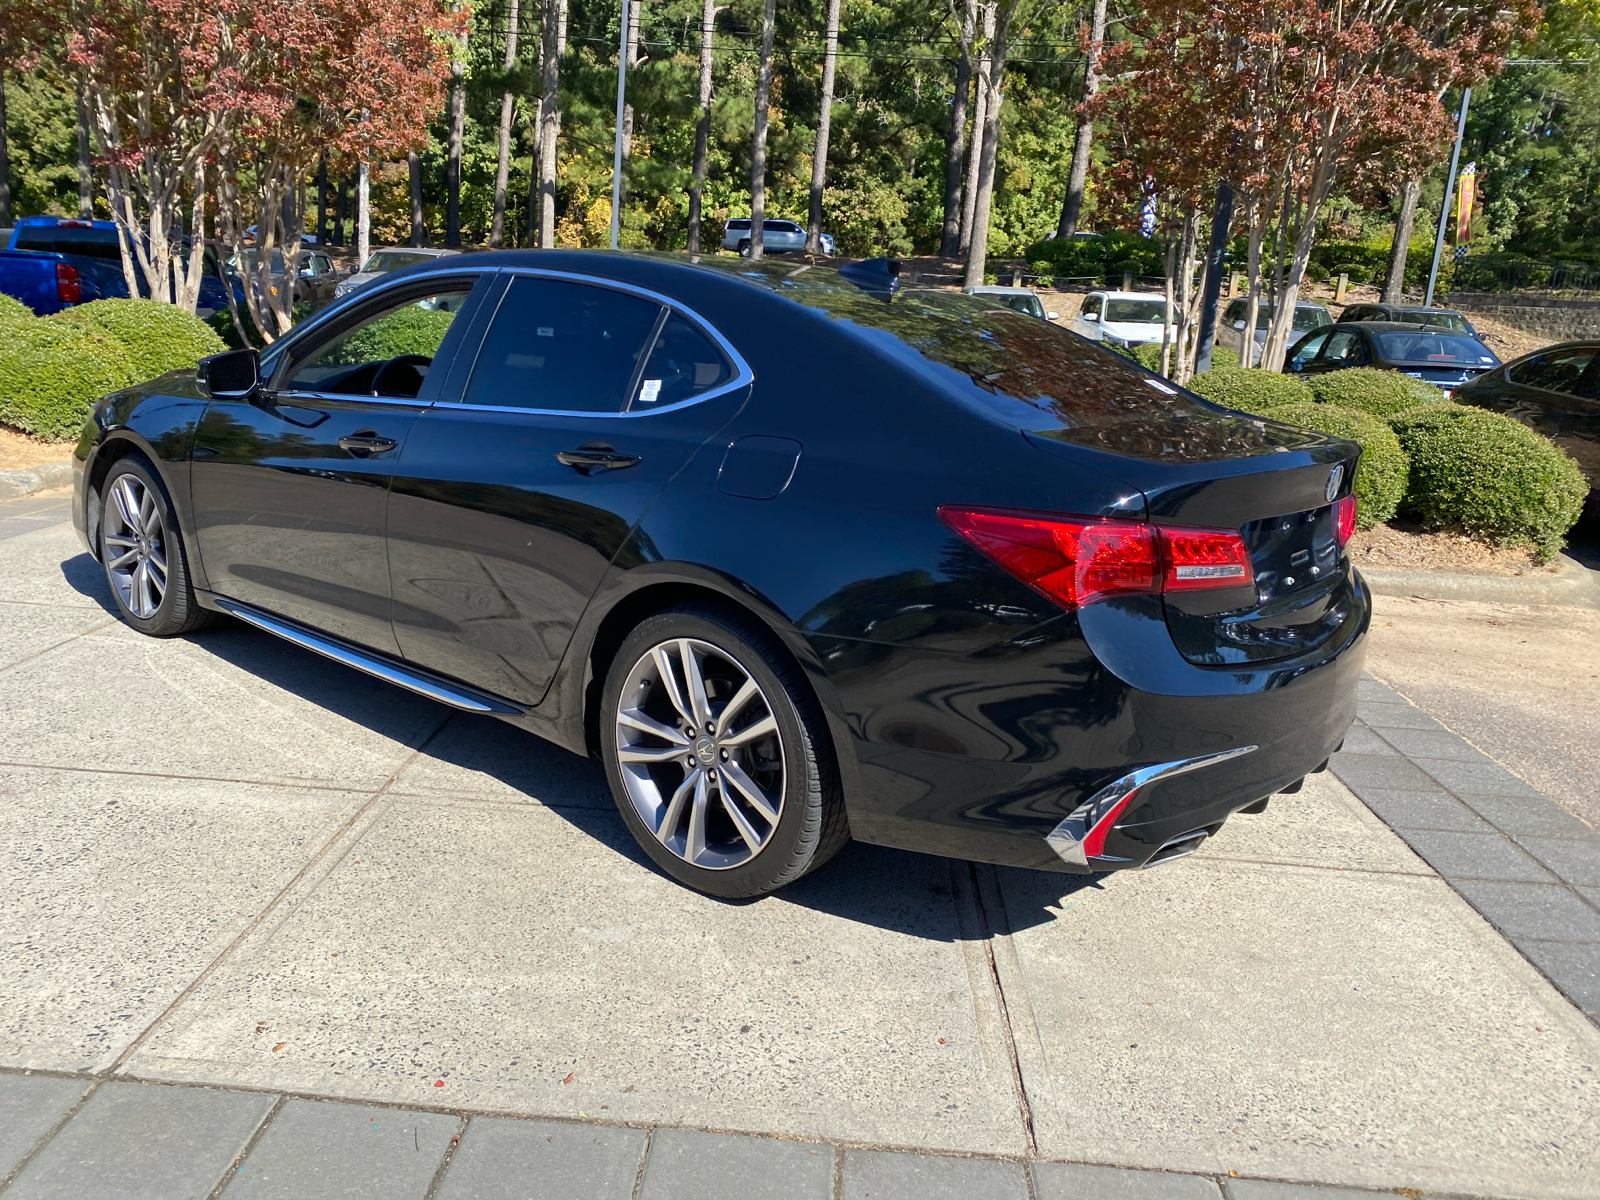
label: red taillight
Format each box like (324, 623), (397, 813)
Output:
(1081, 787), (1139, 858)
(938, 508), (1157, 609)
(55, 262), (80, 304)
(1161, 527), (1254, 591)
(939, 506), (1255, 611)
(1334, 494), (1356, 548)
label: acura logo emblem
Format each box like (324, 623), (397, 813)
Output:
(1325, 464), (1344, 504)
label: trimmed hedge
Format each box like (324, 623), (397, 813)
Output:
(53, 298), (225, 383)
(0, 293), (34, 324)
(1130, 340), (1239, 374)
(1308, 367), (1444, 417)
(1261, 402), (1408, 528)
(331, 305), (456, 365)
(0, 318), (135, 441)
(1186, 366), (1312, 414)
(1390, 405), (1588, 562)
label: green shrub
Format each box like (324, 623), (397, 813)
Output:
(52, 298), (225, 384)
(1261, 402), (1408, 528)
(1390, 405), (1588, 562)
(0, 318), (135, 441)
(1331, 263), (1375, 285)
(1129, 340), (1239, 375)
(1187, 366), (1313, 414)
(0, 294), (34, 324)
(330, 304), (456, 364)
(1307, 367), (1444, 417)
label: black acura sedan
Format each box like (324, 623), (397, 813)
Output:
(72, 251), (1368, 897)
(1285, 321), (1501, 395)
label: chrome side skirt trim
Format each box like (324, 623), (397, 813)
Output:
(1046, 745), (1258, 867)
(213, 599), (523, 715)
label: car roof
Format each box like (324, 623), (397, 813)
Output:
(1338, 321), (1475, 333)
(372, 246), (458, 257)
(1094, 290), (1165, 299)
(15, 215), (116, 230)
(966, 285), (1036, 296)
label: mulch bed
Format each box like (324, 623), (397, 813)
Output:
(1347, 521), (1555, 576)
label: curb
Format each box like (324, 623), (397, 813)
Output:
(0, 460), (72, 501)
(1358, 553), (1599, 607)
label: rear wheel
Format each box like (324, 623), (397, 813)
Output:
(600, 605), (849, 897)
(99, 457), (210, 637)
(737, 238), (752, 258)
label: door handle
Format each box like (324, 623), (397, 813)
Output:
(556, 447), (642, 475)
(338, 433), (399, 456)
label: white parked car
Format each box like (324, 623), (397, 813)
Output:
(721, 219), (835, 256)
(963, 285), (1058, 321)
(335, 246), (461, 299)
(1218, 297), (1333, 365)
(1071, 290), (1174, 348)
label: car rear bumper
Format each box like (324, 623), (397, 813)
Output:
(814, 571), (1369, 874)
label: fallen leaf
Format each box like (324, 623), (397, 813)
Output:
(561, 1072), (574, 1084)
(937, 1038), (947, 1045)
(270, 1042), (285, 1052)
(434, 1079), (444, 1088)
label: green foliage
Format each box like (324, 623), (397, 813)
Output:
(1390, 405), (1589, 561)
(1331, 262), (1375, 285)
(1129, 341), (1238, 374)
(0, 318), (135, 441)
(1186, 367), (1313, 413)
(52, 299), (225, 383)
(1307, 367), (1445, 416)
(1023, 230), (1165, 284)
(0, 294), (35, 324)
(1261, 403), (1408, 528)
(330, 305), (456, 364)
(1310, 240), (1390, 277)
(2, 70), (90, 218)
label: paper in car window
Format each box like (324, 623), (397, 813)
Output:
(639, 379), (662, 404)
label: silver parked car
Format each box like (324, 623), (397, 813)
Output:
(1218, 297), (1333, 365)
(335, 246), (461, 299)
(721, 219), (835, 257)
(963, 285), (1058, 321)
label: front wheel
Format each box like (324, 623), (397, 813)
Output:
(737, 238), (752, 258)
(600, 605), (849, 897)
(99, 456), (211, 637)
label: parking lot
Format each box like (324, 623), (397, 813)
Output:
(1, 490), (1597, 1199)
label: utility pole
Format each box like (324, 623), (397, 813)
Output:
(609, 0), (630, 250)
(1425, 87), (1471, 308)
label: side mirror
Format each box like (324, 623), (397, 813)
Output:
(197, 348), (260, 399)
(1082, 312), (1098, 322)
(1046, 311), (1059, 321)
(1233, 320), (1245, 330)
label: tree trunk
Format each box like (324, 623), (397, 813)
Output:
(315, 155), (328, 244)
(1159, 237), (1177, 377)
(1171, 206), (1204, 385)
(747, 0), (777, 260)
(446, 29), (467, 247)
(961, 1), (1010, 289)
(1243, 194), (1264, 367)
(939, 0), (975, 258)
(1382, 177), (1421, 304)
(74, 86), (94, 219)
(621, 0), (640, 158)
(686, 0), (717, 254)
(333, 176), (347, 246)
(537, 0), (561, 248)
(357, 161), (371, 268)
(175, 160), (207, 314)
(1056, 0), (1105, 239)
(408, 152), (426, 246)
(807, 0), (842, 255)
(959, 3), (995, 258)
(490, 0), (521, 248)
(0, 71), (10, 228)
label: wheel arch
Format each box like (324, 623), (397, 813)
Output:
(572, 573), (862, 806)
(82, 432), (163, 562)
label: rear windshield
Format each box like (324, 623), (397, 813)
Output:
(362, 250), (434, 274)
(12, 225), (121, 261)
(1105, 299), (1165, 323)
(983, 293), (1045, 319)
(1375, 331), (1499, 365)
(1400, 311), (1471, 333)
(698, 259), (1326, 462)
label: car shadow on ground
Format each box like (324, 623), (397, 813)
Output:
(59, 551), (1095, 941)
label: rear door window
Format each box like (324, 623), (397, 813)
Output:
(1509, 347), (1599, 394)
(463, 276), (664, 413)
(1321, 329), (1368, 365)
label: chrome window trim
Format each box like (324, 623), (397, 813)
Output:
(445, 266), (753, 420)
(267, 391), (437, 409)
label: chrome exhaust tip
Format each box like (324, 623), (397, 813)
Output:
(1142, 828), (1209, 869)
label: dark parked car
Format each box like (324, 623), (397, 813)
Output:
(1454, 340), (1600, 500)
(71, 252), (1368, 897)
(1337, 303), (1477, 336)
(1285, 321), (1501, 395)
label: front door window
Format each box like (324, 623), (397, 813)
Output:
(284, 290), (471, 400)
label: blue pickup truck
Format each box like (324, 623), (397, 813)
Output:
(0, 216), (242, 317)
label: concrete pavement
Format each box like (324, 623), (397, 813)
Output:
(1, 490), (1597, 1199)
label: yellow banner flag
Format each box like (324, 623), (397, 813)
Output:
(1456, 162), (1476, 244)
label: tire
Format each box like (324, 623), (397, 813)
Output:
(737, 238), (752, 258)
(599, 604), (850, 897)
(99, 456), (212, 637)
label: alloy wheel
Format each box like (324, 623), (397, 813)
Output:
(613, 637), (786, 870)
(104, 474), (168, 619)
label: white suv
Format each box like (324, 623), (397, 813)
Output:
(721, 219), (834, 256)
